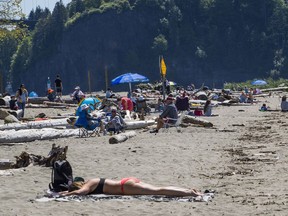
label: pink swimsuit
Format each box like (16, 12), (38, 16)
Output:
(120, 177), (140, 193)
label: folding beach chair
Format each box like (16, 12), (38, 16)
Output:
(162, 112), (185, 133)
(74, 112), (101, 138)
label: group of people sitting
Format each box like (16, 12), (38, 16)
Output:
(239, 87), (262, 103)
(77, 102), (126, 135)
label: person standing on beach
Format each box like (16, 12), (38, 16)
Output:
(15, 84), (28, 118)
(55, 75), (63, 100)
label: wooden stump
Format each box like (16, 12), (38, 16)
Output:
(182, 115), (213, 127)
(109, 131), (137, 144)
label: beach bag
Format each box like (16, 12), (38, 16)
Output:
(49, 160), (73, 192)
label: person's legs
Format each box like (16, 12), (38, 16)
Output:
(18, 102), (25, 117)
(156, 118), (164, 130)
(122, 180), (202, 197)
(150, 118), (165, 133)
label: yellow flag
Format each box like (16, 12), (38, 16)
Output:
(161, 57), (167, 77)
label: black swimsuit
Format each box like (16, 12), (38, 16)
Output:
(91, 178), (105, 194)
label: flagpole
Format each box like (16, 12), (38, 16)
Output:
(160, 55), (166, 100)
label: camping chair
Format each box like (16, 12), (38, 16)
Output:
(74, 112), (101, 138)
(135, 100), (151, 115)
(162, 112), (186, 133)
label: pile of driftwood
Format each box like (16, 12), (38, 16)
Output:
(1, 144), (68, 170)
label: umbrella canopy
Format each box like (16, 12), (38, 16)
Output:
(251, 80), (267, 86)
(168, 81), (177, 86)
(76, 97), (101, 116)
(111, 73), (149, 93)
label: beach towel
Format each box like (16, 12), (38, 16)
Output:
(35, 190), (214, 203)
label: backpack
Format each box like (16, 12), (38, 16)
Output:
(49, 160), (73, 192)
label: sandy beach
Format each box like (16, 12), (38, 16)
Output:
(1, 94), (288, 216)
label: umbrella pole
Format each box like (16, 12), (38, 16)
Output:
(129, 82), (132, 97)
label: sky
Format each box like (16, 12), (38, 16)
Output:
(20, 0), (71, 16)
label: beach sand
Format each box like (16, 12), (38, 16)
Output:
(0, 94), (288, 215)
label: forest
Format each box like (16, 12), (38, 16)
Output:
(1, 0), (288, 95)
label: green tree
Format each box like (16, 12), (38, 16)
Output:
(10, 37), (31, 87)
(68, 0), (85, 18)
(152, 34), (168, 55)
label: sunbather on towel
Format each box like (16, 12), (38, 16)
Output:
(59, 177), (203, 197)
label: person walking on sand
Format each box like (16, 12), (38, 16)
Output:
(15, 84), (28, 118)
(54, 74), (63, 101)
(59, 177), (203, 197)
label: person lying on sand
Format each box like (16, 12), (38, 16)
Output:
(59, 177), (203, 197)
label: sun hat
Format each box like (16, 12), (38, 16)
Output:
(80, 104), (89, 111)
(75, 86), (80, 90)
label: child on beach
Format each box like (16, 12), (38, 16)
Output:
(259, 103), (268, 111)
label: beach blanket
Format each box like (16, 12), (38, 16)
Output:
(35, 190), (214, 203)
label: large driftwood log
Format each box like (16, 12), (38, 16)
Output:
(4, 114), (19, 124)
(0, 108), (23, 120)
(28, 97), (75, 105)
(261, 87), (288, 92)
(43, 101), (78, 107)
(125, 120), (155, 129)
(109, 131), (137, 144)
(7, 109), (23, 119)
(0, 96), (10, 106)
(26, 104), (67, 109)
(0, 108), (10, 119)
(0, 128), (78, 143)
(0, 118), (70, 131)
(182, 115), (213, 127)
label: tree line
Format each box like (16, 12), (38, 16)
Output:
(1, 0), (288, 92)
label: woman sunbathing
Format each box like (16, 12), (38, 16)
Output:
(59, 177), (203, 197)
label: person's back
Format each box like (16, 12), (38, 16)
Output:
(175, 94), (189, 111)
(72, 86), (85, 103)
(9, 96), (18, 110)
(160, 102), (178, 124)
(121, 97), (133, 111)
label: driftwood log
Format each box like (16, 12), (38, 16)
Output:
(0, 96), (10, 106)
(26, 104), (67, 109)
(7, 109), (23, 119)
(28, 97), (76, 105)
(182, 115), (213, 127)
(109, 131), (137, 144)
(261, 87), (288, 92)
(125, 120), (155, 129)
(0, 144), (68, 170)
(0, 128), (78, 143)
(13, 144), (68, 168)
(0, 118), (71, 131)
(43, 101), (78, 107)
(0, 108), (10, 119)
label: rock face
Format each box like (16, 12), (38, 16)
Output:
(25, 10), (161, 95)
(20, 10), (251, 95)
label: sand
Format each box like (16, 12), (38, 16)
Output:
(0, 94), (288, 216)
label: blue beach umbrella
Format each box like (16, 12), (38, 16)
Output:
(76, 97), (101, 116)
(251, 80), (267, 86)
(111, 73), (149, 93)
